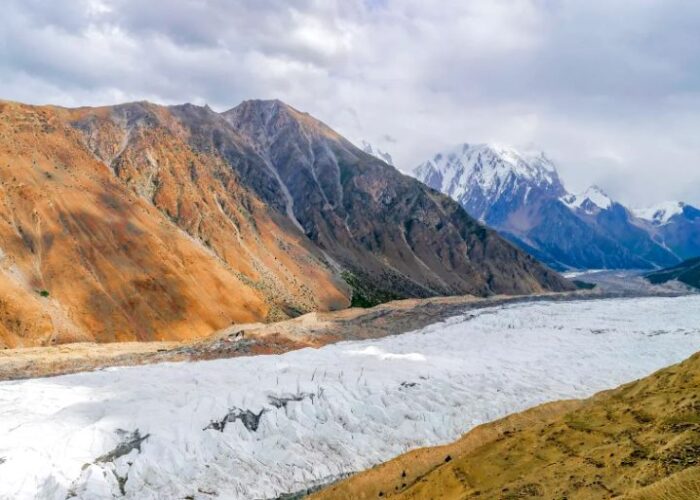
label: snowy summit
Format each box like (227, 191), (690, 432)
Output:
(413, 143), (561, 202)
(413, 143), (698, 270)
(633, 201), (686, 225)
(411, 143), (565, 222)
(561, 185), (614, 214)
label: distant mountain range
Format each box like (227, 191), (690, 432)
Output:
(0, 100), (570, 347)
(411, 143), (700, 270)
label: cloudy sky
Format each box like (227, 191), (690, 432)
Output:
(2, 0), (699, 206)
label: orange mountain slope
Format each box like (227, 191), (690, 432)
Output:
(0, 101), (347, 346)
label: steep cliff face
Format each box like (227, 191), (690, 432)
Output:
(0, 99), (571, 346)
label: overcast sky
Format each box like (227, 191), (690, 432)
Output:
(2, 0), (699, 206)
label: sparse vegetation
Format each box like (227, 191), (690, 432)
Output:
(646, 256), (700, 289)
(38, 290), (49, 298)
(341, 271), (401, 308)
(573, 279), (597, 290)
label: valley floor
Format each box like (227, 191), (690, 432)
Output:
(0, 271), (689, 382)
(0, 295), (699, 499)
(0, 292), (579, 381)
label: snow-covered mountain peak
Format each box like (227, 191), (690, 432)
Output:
(583, 185), (613, 207)
(562, 185), (614, 213)
(521, 150), (557, 173)
(413, 142), (696, 270)
(633, 201), (686, 225)
(413, 143), (565, 203)
(361, 141), (394, 166)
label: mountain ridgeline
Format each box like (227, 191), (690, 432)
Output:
(0, 99), (570, 347)
(412, 144), (700, 271)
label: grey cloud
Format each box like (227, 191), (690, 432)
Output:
(0, 0), (699, 206)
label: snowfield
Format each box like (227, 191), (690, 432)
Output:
(1, 296), (700, 499)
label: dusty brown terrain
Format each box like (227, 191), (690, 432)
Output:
(0, 291), (598, 381)
(314, 352), (700, 500)
(0, 97), (572, 347)
(0, 100), (348, 347)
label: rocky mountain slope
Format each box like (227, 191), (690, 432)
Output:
(219, 101), (570, 300)
(0, 100), (570, 346)
(0, 100), (348, 347)
(413, 144), (695, 271)
(315, 350), (700, 499)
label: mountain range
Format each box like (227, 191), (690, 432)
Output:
(0, 99), (569, 347)
(411, 143), (700, 271)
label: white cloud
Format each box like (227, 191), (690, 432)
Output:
(0, 0), (699, 205)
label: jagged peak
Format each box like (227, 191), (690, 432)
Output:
(228, 98), (294, 116)
(422, 143), (555, 175)
(562, 185), (614, 213)
(414, 142), (564, 199)
(582, 185), (613, 205)
(224, 99), (294, 126)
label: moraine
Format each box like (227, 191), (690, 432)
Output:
(1, 296), (700, 499)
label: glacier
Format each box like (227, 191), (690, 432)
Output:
(1, 296), (700, 499)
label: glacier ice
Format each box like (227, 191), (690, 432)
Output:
(1, 296), (699, 499)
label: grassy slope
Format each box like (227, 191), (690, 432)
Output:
(313, 352), (700, 499)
